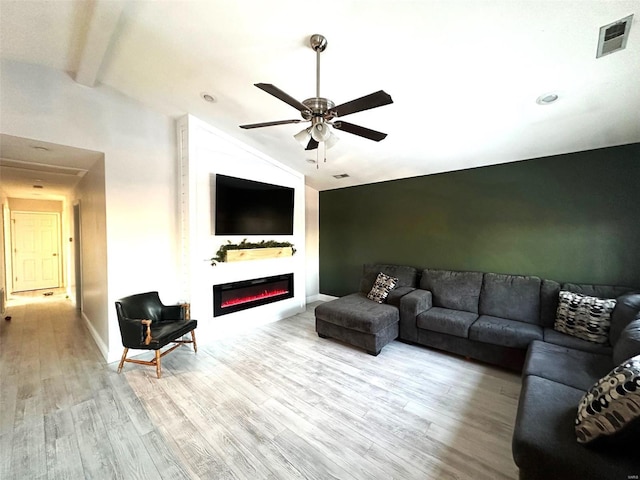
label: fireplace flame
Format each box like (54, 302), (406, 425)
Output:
(221, 289), (290, 308)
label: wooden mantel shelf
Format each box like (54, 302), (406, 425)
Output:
(226, 247), (293, 262)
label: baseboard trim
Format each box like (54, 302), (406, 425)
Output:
(316, 294), (337, 302)
(81, 311), (109, 361)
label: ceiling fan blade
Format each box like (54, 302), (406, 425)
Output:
(240, 119), (304, 129)
(333, 121), (388, 141)
(333, 90), (393, 117)
(255, 83), (310, 112)
(305, 138), (319, 151)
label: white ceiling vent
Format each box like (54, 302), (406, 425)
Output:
(597, 14), (634, 58)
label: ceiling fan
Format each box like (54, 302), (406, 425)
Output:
(240, 34), (393, 152)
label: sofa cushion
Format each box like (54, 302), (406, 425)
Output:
(576, 355), (640, 444)
(513, 375), (638, 480)
(543, 328), (613, 355)
(539, 279), (561, 327)
(314, 293), (399, 334)
(359, 264), (417, 294)
(479, 273), (542, 324)
(562, 282), (635, 300)
(469, 315), (543, 349)
(416, 307), (478, 338)
(523, 340), (613, 391)
(554, 291), (616, 344)
(610, 292), (640, 346)
(613, 316), (640, 365)
(147, 319), (198, 350)
(366, 272), (398, 303)
(419, 269), (483, 313)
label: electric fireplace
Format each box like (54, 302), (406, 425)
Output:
(213, 273), (294, 316)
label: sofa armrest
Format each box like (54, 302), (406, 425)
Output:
(387, 286), (416, 307)
(399, 289), (433, 342)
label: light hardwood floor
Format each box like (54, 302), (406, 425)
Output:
(0, 292), (521, 479)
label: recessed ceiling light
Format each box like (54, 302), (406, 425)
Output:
(536, 93), (559, 105)
(200, 92), (216, 103)
(333, 173), (349, 179)
(33, 185), (44, 189)
(32, 145), (50, 151)
(306, 159), (317, 164)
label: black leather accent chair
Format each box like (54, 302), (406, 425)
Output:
(115, 291), (197, 378)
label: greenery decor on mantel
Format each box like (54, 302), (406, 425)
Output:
(210, 239), (296, 265)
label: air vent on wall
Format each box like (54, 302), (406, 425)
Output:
(597, 14), (634, 58)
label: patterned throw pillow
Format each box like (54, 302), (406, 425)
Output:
(554, 291), (616, 344)
(367, 272), (398, 304)
(575, 355), (640, 443)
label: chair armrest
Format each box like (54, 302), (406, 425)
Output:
(399, 289), (433, 342)
(118, 316), (152, 348)
(160, 305), (185, 322)
(141, 319), (152, 345)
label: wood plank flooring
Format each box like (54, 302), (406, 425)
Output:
(0, 292), (521, 479)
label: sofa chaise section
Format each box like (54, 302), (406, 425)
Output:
(315, 264), (417, 355)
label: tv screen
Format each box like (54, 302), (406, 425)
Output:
(215, 174), (294, 235)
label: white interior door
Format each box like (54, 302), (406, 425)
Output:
(11, 212), (61, 292)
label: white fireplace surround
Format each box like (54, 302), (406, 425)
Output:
(177, 115), (306, 343)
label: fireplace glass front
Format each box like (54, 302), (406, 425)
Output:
(213, 273), (294, 316)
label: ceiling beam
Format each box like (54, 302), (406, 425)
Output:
(74, 0), (126, 87)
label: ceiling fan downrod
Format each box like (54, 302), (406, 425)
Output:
(310, 34), (327, 99)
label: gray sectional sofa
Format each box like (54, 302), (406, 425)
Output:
(315, 264), (640, 480)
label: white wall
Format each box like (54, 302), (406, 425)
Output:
(305, 185), (320, 302)
(178, 115), (306, 342)
(1, 60), (179, 362)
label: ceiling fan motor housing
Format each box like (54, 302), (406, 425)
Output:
(302, 97), (335, 120)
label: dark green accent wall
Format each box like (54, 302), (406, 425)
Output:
(319, 143), (640, 296)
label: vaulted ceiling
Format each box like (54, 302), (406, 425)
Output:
(1, 0), (639, 192)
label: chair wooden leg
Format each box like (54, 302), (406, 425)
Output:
(191, 330), (198, 353)
(155, 350), (161, 378)
(118, 348), (129, 373)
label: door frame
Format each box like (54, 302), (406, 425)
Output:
(73, 202), (82, 310)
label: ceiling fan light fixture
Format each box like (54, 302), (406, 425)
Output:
(325, 131), (339, 149)
(311, 120), (331, 142)
(294, 127), (311, 147)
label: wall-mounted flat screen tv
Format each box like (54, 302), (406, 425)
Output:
(215, 174), (295, 235)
